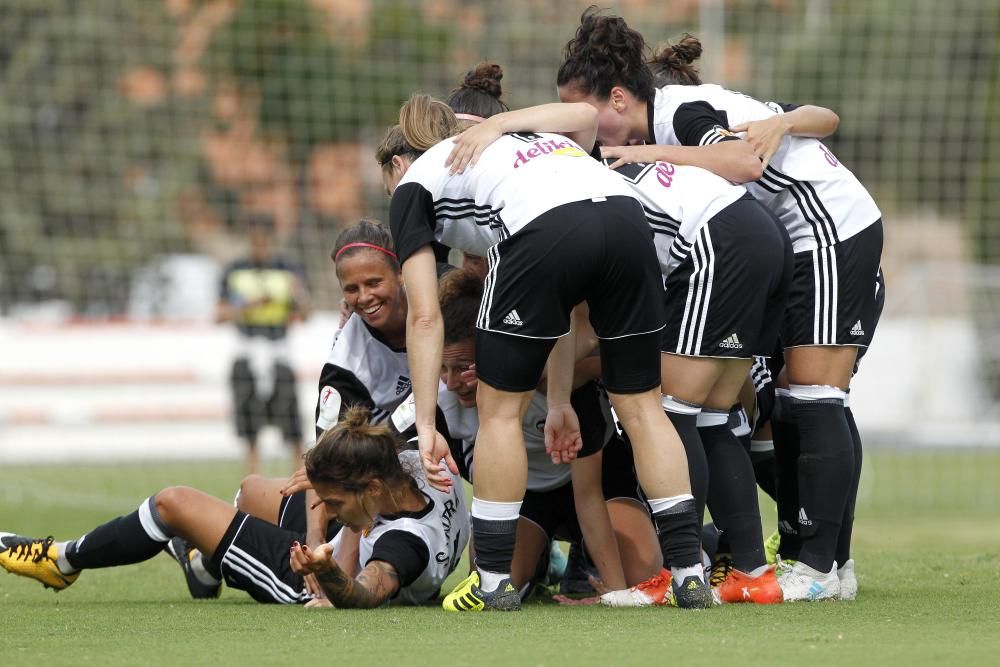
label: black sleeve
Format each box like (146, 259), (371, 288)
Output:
(776, 102), (800, 113)
(389, 182), (437, 265)
(367, 530), (430, 590)
(314, 362), (377, 438)
(432, 242), (451, 263)
(672, 100), (738, 147)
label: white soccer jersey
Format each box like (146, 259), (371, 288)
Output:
(390, 132), (635, 263)
(438, 388), (571, 492)
(610, 160), (745, 277)
(315, 313), (410, 433)
(329, 449), (468, 606)
(649, 84), (882, 253)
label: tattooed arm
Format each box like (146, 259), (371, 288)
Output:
(315, 560), (400, 609)
(289, 541), (400, 609)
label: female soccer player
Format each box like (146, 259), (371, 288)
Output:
(230, 220), (414, 577)
(446, 78), (792, 603)
(377, 93), (709, 610)
(554, 10), (883, 600)
(436, 266), (661, 605)
(176, 219), (461, 600)
(0, 408), (468, 607)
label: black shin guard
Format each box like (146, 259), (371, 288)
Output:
(64, 497), (172, 570)
(471, 516), (518, 575)
(664, 409), (708, 524)
(792, 397), (854, 572)
(772, 395), (802, 560)
(652, 499), (703, 569)
(837, 406), (864, 566)
(700, 423), (766, 572)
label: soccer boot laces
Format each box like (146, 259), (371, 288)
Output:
(0, 533), (79, 591)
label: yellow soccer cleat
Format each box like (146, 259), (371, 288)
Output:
(764, 529), (781, 565)
(0, 533), (79, 591)
(442, 571), (520, 612)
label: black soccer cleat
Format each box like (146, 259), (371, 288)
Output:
(166, 537), (221, 599)
(671, 574), (714, 609)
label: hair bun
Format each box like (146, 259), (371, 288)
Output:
(461, 62), (503, 99)
(669, 34), (702, 65)
(439, 266), (484, 305)
(341, 405), (373, 430)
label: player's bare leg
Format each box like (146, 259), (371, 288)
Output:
(444, 383), (529, 611)
(608, 388), (710, 608)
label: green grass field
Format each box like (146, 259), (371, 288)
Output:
(2, 451), (999, 666)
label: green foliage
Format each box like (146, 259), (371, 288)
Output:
(758, 0), (1000, 260)
(0, 1), (201, 309)
(205, 0), (451, 153)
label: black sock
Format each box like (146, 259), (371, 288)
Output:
(64, 497), (172, 570)
(772, 395), (801, 561)
(663, 408), (708, 524)
(751, 449), (778, 502)
(792, 397), (854, 573)
(471, 516), (518, 576)
(836, 406), (864, 566)
(701, 522), (722, 560)
(700, 423), (766, 573)
(652, 499), (703, 569)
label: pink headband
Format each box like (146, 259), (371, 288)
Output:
(335, 242), (398, 262)
(455, 113), (485, 123)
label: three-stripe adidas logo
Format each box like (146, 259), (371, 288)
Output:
(452, 591), (484, 611)
(719, 333), (743, 349)
(798, 507), (813, 527)
(502, 309), (523, 327)
(850, 320), (865, 336)
(394, 375), (411, 396)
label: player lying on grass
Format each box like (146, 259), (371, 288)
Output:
(0, 407), (468, 608)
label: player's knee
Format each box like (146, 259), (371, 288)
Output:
(154, 486), (195, 526)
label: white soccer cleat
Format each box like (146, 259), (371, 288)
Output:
(837, 559), (857, 600)
(778, 559), (840, 602)
(600, 569), (672, 607)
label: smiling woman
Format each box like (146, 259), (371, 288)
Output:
(332, 219), (407, 347)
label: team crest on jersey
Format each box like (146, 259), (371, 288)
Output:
(395, 375), (412, 396)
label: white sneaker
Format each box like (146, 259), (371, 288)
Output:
(837, 559), (857, 600)
(778, 560), (840, 601)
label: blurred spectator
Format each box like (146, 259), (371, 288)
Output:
(217, 214), (311, 474)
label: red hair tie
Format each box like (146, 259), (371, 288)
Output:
(334, 242), (398, 262)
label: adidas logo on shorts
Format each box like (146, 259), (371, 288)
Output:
(850, 320), (865, 336)
(395, 375), (411, 396)
(798, 507), (813, 528)
(502, 309), (523, 327)
(719, 333), (743, 349)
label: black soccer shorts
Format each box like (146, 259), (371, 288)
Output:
(475, 196), (664, 394)
(661, 195), (793, 358)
